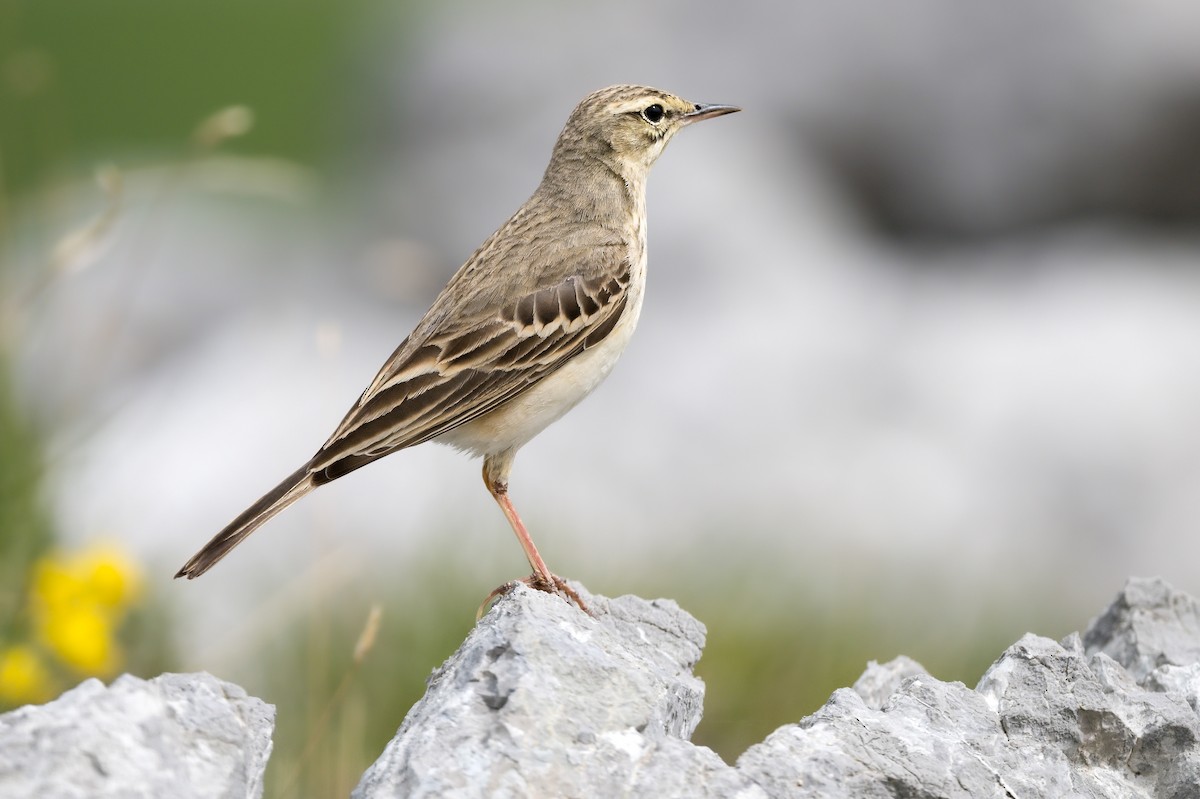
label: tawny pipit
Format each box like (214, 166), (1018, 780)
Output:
(176, 85), (739, 611)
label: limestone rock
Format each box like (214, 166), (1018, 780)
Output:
(352, 583), (765, 798)
(738, 577), (1200, 797)
(7, 577), (1199, 798)
(0, 671), (274, 799)
(359, 577), (1200, 798)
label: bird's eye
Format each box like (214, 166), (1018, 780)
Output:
(642, 104), (664, 124)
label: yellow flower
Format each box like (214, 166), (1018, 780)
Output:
(29, 542), (141, 677)
(38, 604), (120, 676)
(0, 644), (55, 705)
(32, 556), (86, 615)
(79, 544), (144, 610)
(32, 543), (143, 614)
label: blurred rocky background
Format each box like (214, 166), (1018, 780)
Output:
(3, 1), (1200, 796)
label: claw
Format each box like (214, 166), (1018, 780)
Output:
(476, 573), (593, 620)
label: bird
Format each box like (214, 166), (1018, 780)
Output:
(175, 84), (739, 612)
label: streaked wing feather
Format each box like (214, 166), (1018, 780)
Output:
(310, 264), (630, 477)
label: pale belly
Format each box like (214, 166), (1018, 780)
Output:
(436, 281), (645, 458)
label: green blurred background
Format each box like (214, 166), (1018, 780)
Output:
(0, 0), (383, 196)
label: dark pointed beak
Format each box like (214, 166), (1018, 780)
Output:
(683, 102), (741, 124)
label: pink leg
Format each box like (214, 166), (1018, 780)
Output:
(488, 483), (555, 588)
(481, 461), (590, 616)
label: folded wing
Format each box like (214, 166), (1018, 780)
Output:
(310, 264), (631, 482)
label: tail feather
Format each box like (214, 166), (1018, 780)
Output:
(175, 465), (316, 579)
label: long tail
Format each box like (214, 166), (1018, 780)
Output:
(175, 465), (317, 579)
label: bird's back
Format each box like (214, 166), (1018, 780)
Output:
(311, 166), (647, 474)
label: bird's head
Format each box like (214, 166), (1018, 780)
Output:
(549, 84), (739, 181)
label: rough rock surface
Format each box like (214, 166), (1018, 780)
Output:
(4, 578), (1198, 797)
(352, 584), (765, 798)
(358, 577), (1200, 798)
(0, 671), (274, 799)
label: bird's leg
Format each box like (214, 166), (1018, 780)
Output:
(484, 468), (555, 588)
(481, 458), (590, 616)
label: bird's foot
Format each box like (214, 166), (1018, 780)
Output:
(476, 573), (593, 620)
